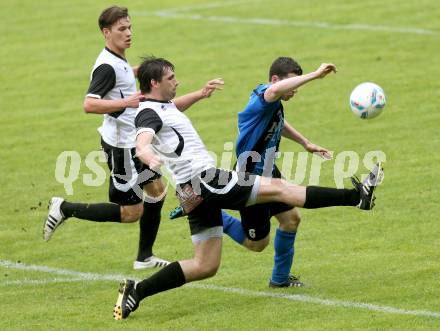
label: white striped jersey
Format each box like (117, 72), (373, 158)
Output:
(86, 47), (137, 148)
(135, 99), (216, 184)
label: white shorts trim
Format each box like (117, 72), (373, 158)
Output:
(191, 226), (223, 243)
(245, 175), (261, 207)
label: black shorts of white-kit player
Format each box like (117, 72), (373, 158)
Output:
(101, 138), (161, 205)
(239, 165), (293, 241)
(87, 48), (161, 205)
(177, 168), (261, 236)
(135, 99), (263, 240)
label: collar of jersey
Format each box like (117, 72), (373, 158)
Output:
(142, 98), (172, 104)
(105, 47), (127, 63)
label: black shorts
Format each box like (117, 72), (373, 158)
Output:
(178, 168), (257, 235)
(240, 166), (293, 241)
(101, 139), (161, 205)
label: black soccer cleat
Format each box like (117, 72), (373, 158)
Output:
(269, 274), (305, 288)
(113, 279), (139, 320)
(351, 162), (384, 210)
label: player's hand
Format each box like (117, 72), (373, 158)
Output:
(146, 153), (164, 171)
(305, 142), (333, 160)
(137, 147), (164, 170)
(201, 78), (224, 98)
(124, 92), (144, 108)
(315, 63), (337, 79)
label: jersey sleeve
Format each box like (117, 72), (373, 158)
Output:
(135, 108), (163, 136)
(86, 64), (116, 99)
(247, 84), (279, 115)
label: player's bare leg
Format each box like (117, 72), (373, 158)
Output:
(179, 236), (222, 281)
(114, 232), (222, 320)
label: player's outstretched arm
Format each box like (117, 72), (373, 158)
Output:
(135, 132), (163, 170)
(264, 63), (337, 103)
(283, 120), (332, 159)
(282, 120), (309, 146)
(173, 78), (224, 112)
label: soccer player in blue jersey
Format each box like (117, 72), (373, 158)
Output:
(221, 57), (335, 287)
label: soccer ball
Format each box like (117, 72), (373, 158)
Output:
(349, 82), (386, 119)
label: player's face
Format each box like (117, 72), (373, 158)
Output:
(280, 72), (298, 101)
(105, 17), (132, 54)
(159, 67), (179, 100)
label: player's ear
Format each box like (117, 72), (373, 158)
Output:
(151, 79), (159, 88)
(102, 27), (111, 39)
(270, 75), (280, 84)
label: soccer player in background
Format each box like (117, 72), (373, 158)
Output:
(43, 6), (169, 269)
(112, 56), (383, 320)
(221, 56), (333, 287)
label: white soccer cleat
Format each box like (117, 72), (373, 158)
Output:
(43, 197), (66, 241)
(133, 256), (170, 270)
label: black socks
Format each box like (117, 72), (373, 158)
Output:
(303, 186), (360, 209)
(135, 261), (186, 300)
(137, 199), (165, 261)
(60, 201), (121, 222)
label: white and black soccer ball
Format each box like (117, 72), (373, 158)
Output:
(349, 82), (386, 119)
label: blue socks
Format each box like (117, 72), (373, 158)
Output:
(221, 210), (245, 245)
(271, 228), (297, 284)
(222, 211), (297, 284)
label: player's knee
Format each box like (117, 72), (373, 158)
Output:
(284, 212), (301, 231)
(270, 178), (287, 199)
(248, 242), (268, 252)
(120, 204), (143, 222)
(243, 237), (269, 252)
(292, 211), (301, 226)
(144, 179), (166, 198)
(197, 263), (219, 279)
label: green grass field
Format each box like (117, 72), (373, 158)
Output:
(1, 0), (440, 330)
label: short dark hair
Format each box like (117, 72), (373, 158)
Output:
(269, 57), (303, 80)
(98, 6), (129, 31)
(137, 56), (175, 93)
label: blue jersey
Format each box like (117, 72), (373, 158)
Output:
(236, 84), (284, 176)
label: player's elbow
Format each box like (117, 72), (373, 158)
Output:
(83, 100), (93, 113)
(83, 98), (97, 114)
(265, 87), (280, 102)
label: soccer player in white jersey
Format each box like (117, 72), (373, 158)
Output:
(112, 57), (384, 320)
(44, 6), (196, 269)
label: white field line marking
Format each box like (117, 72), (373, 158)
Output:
(1, 278), (85, 286)
(132, 11), (440, 36)
(2, 260), (440, 319)
(192, 284), (440, 319)
(156, 0), (260, 14)
(0, 260), (125, 281)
